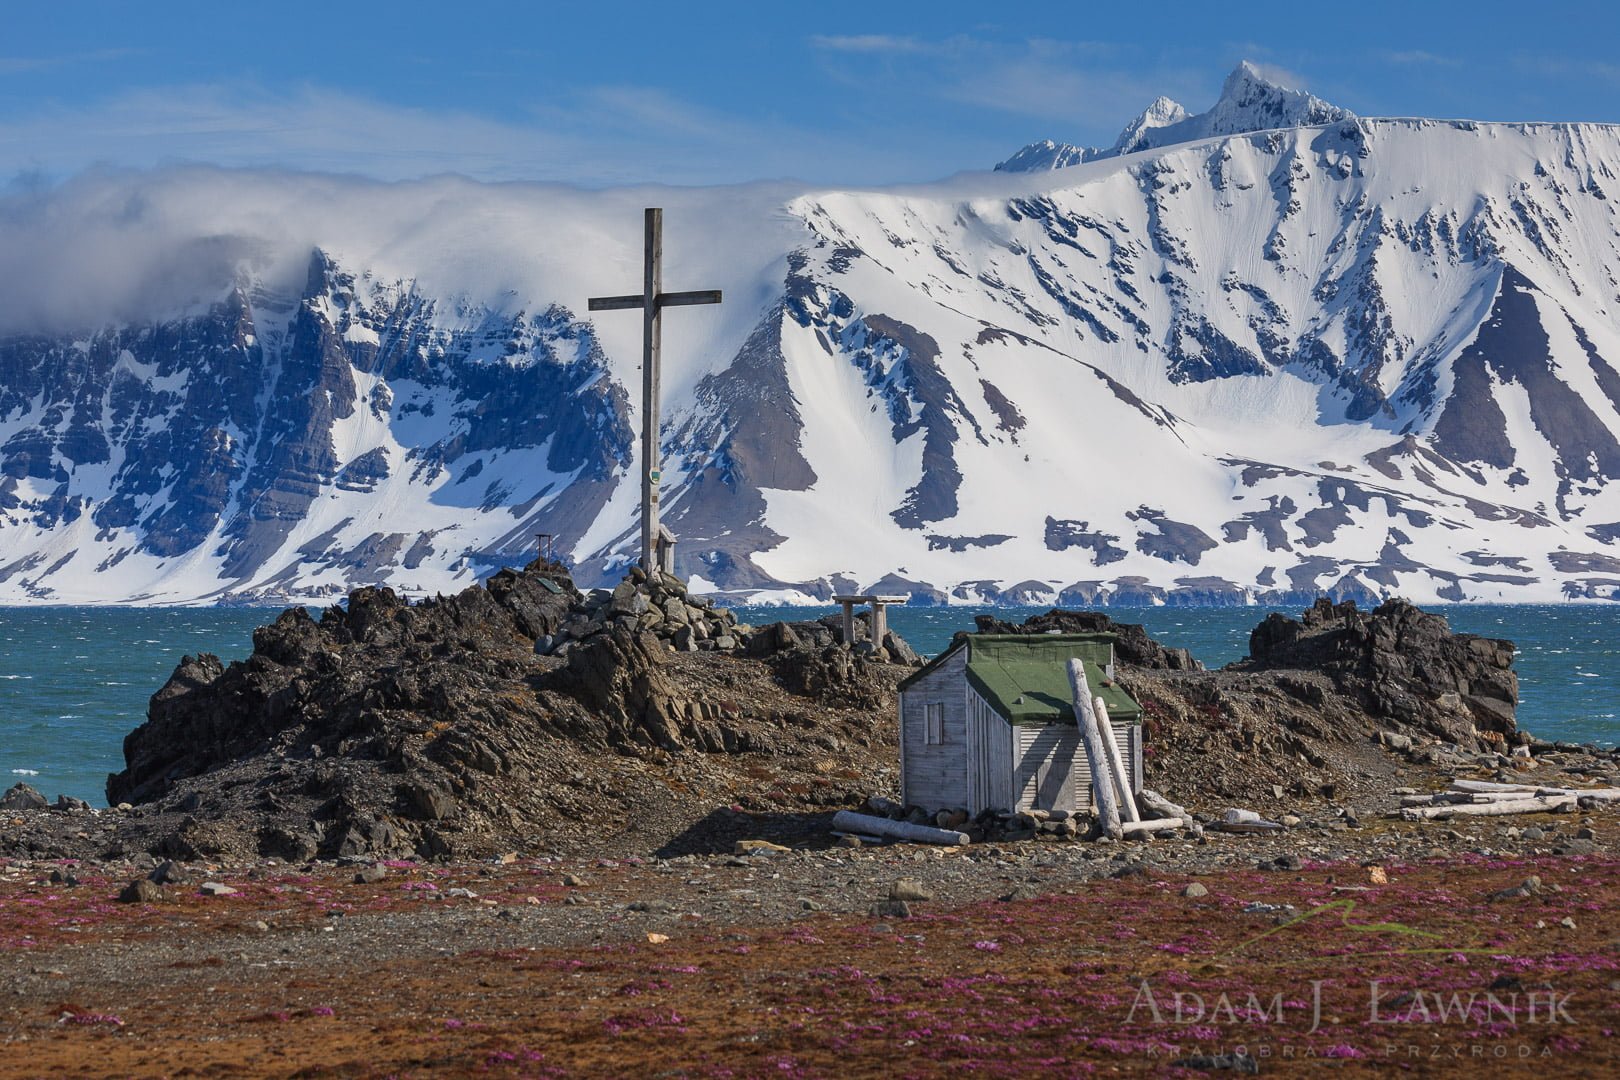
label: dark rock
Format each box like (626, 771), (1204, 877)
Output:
(768, 645), (888, 710)
(882, 631), (921, 666)
(971, 609), (1201, 670)
(999, 885), (1041, 902)
(402, 781), (456, 822)
(257, 826), (319, 862)
(354, 864), (388, 884)
(555, 629), (687, 750)
(149, 859), (189, 885)
(0, 783), (47, 811)
(1241, 598), (1518, 747)
(118, 879), (164, 904)
(888, 878), (933, 902)
(869, 900), (911, 919)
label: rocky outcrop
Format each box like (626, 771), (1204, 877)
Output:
(969, 609), (1202, 670)
(100, 561), (917, 863)
(1239, 598), (1518, 745)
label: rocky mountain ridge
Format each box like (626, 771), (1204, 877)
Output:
(5, 67), (1620, 604)
(995, 61), (1353, 172)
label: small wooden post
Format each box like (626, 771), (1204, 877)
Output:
(871, 600), (889, 648)
(840, 600), (857, 645)
(1067, 660), (1122, 839)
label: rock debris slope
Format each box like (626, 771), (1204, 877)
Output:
(5, 64), (1620, 603)
(98, 562), (914, 861)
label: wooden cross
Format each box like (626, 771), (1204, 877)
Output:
(588, 208), (721, 574)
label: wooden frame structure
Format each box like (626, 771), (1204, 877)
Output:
(588, 208), (721, 573)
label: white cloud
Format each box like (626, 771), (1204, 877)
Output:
(0, 48), (138, 76)
(0, 81), (929, 189)
(808, 34), (934, 55)
(809, 34), (1210, 133)
(0, 165), (811, 335)
(1380, 50), (1462, 68)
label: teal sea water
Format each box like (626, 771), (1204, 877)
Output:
(1, 604), (1615, 805)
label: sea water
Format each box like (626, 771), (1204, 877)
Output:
(0, 604), (1614, 805)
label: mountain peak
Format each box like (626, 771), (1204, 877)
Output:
(1203, 60), (1350, 134)
(1109, 95), (1191, 156)
(997, 60), (1354, 172)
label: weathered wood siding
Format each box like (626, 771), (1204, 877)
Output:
(966, 689), (1016, 813)
(898, 647), (969, 810)
(1013, 720), (1143, 812)
(1014, 724), (1079, 811)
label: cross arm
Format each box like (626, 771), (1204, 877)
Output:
(659, 289), (722, 307)
(588, 294), (645, 311)
(587, 289), (722, 312)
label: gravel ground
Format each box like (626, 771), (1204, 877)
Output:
(3, 795), (1618, 1077)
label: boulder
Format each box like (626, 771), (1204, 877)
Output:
(118, 879), (164, 904)
(0, 783), (47, 811)
(1242, 598), (1519, 747)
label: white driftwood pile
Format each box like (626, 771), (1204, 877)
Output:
(1065, 660), (1188, 839)
(1395, 778), (1620, 821)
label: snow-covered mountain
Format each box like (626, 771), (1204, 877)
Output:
(6, 71), (1620, 606)
(996, 62), (1353, 172)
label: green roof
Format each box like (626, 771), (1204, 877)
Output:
(902, 633), (1142, 727)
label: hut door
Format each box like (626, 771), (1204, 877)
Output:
(1015, 724), (1080, 812)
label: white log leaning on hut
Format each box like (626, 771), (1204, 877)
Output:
(829, 810), (970, 846)
(1398, 796), (1576, 821)
(1093, 695), (1140, 823)
(1067, 660), (1122, 840)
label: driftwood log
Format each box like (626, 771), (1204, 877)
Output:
(1120, 817), (1182, 837)
(1216, 808), (1283, 833)
(1093, 696), (1140, 823)
(1398, 795), (1575, 821)
(829, 811), (969, 845)
(1068, 661), (1122, 840)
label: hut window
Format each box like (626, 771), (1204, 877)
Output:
(925, 702), (944, 744)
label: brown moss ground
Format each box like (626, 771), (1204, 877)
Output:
(3, 855), (1618, 1078)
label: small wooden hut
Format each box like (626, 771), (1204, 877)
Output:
(896, 634), (1144, 815)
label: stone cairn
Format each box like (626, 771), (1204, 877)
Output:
(534, 565), (748, 658)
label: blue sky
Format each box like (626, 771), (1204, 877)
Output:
(5, 0), (1620, 187)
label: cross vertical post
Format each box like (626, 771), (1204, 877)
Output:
(587, 209), (721, 575)
(641, 208), (662, 579)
